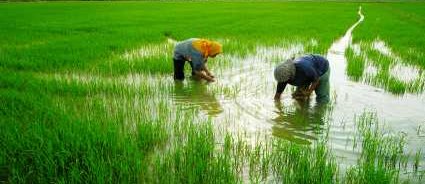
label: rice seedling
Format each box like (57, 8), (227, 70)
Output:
(346, 3), (425, 94)
(344, 112), (419, 184)
(346, 45), (365, 81)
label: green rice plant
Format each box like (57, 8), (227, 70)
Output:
(345, 112), (407, 184)
(414, 150), (422, 173)
(0, 2), (358, 74)
(152, 121), (238, 184)
(348, 3), (425, 94)
(0, 69), (174, 183)
(346, 46), (365, 81)
(246, 137), (272, 183)
(346, 41), (424, 94)
(354, 3), (425, 69)
(0, 93), (146, 183)
(271, 139), (338, 184)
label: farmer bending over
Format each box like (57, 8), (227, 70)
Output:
(173, 38), (222, 82)
(274, 54), (330, 103)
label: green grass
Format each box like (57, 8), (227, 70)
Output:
(1, 1), (424, 183)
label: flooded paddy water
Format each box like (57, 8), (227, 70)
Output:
(39, 6), (424, 182)
(6, 2), (425, 182)
(168, 7), (425, 174)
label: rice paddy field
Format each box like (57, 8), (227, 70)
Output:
(1, 1), (425, 183)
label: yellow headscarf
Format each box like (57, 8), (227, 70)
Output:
(192, 39), (222, 58)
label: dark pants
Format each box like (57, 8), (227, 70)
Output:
(315, 68), (330, 103)
(174, 58), (195, 81)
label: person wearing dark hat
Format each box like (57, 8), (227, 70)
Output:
(273, 54), (330, 103)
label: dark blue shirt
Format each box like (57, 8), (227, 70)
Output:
(276, 54), (329, 93)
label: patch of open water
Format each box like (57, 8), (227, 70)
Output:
(170, 6), (425, 171)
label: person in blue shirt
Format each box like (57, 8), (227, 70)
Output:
(173, 38), (222, 82)
(273, 54), (330, 103)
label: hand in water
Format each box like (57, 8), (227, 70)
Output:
(205, 71), (214, 78)
(292, 91), (310, 100)
(292, 87), (311, 98)
(207, 78), (215, 82)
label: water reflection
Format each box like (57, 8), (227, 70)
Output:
(271, 99), (328, 144)
(172, 80), (223, 116)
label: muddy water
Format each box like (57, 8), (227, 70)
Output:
(170, 7), (424, 170)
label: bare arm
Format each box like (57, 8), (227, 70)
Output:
(306, 80), (320, 95)
(274, 82), (287, 100)
(202, 64), (214, 78)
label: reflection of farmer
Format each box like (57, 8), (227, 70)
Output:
(274, 54), (330, 104)
(173, 38), (222, 82)
(272, 100), (328, 144)
(173, 82), (223, 116)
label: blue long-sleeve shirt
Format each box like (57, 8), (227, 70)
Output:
(173, 38), (206, 72)
(276, 54), (329, 93)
